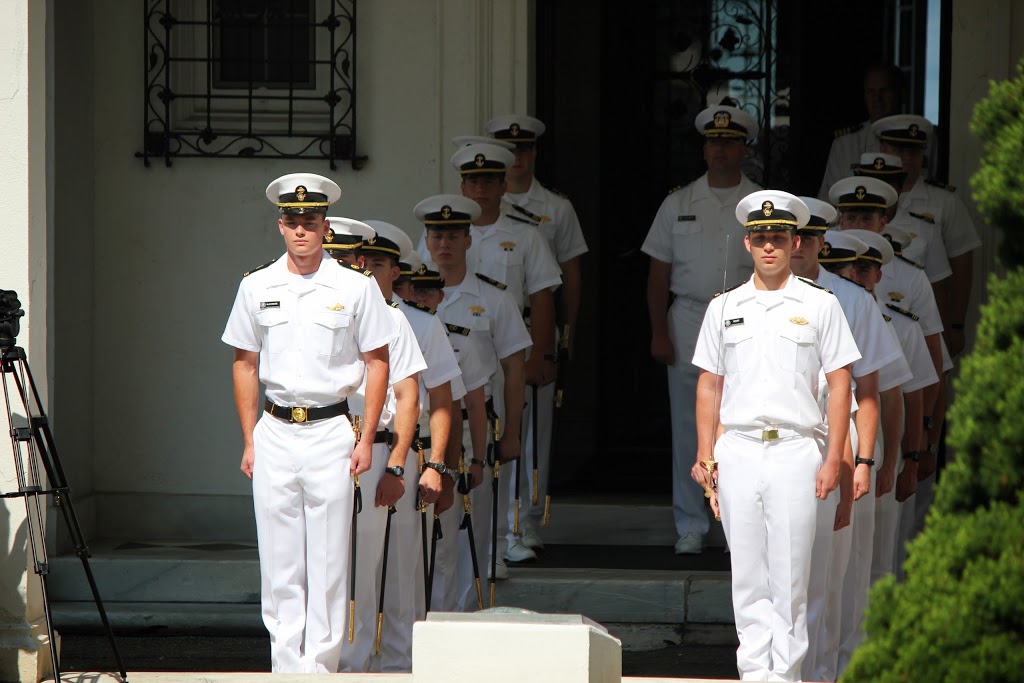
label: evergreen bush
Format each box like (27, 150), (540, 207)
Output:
(842, 60), (1024, 683)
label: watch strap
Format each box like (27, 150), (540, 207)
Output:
(855, 457), (875, 467)
(903, 450), (921, 462)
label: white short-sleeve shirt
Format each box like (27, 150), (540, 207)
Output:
(641, 173), (761, 306)
(898, 177), (981, 264)
(437, 274), (532, 393)
(879, 301), (939, 394)
(221, 252), (398, 407)
(693, 274), (861, 430)
(502, 178), (589, 263)
(878, 258), (944, 337)
(418, 216), (562, 313)
(816, 269), (905, 379)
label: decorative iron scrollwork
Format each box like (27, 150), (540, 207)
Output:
(138, 0), (364, 170)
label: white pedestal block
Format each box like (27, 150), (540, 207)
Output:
(412, 610), (622, 683)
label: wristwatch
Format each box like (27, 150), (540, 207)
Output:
(423, 461), (457, 482)
(903, 450), (921, 462)
(384, 465), (405, 477)
(855, 457), (875, 467)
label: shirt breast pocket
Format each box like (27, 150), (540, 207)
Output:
(778, 326), (816, 373)
(256, 308), (290, 353)
(722, 326), (753, 373)
(312, 309), (352, 357)
(672, 220), (702, 237)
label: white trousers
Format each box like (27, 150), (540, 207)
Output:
(375, 455), (426, 672)
(337, 442), (390, 674)
(252, 412), (355, 674)
(871, 474), (900, 584)
(893, 492), (917, 583)
(837, 435), (881, 677)
(506, 380), (555, 543)
(716, 429), (822, 682)
(813, 417), (858, 683)
(668, 299), (713, 538)
(802, 478), (839, 682)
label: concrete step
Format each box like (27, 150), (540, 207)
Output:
(515, 494), (725, 547)
(49, 539), (734, 640)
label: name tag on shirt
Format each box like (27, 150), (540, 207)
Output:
(260, 301), (281, 309)
(725, 318), (744, 327)
(677, 215), (697, 221)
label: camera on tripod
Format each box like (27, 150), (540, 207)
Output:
(0, 288), (25, 350)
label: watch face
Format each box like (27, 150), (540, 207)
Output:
(388, 466), (404, 476)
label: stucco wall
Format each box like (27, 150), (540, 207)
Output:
(69, 0), (528, 539)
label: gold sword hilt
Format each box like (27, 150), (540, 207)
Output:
(700, 457), (720, 521)
(375, 613), (384, 654)
(348, 600), (355, 643)
(352, 415), (362, 443)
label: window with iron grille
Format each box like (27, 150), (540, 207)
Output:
(138, 0), (364, 169)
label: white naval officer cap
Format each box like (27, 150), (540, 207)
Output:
(797, 196), (837, 233)
(485, 114), (546, 143)
(452, 135), (515, 150)
(854, 152), (903, 176)
(828, 176), (898, 211)
(871, 114), (933, 147)
(880, 225), (914, 254)
(735, 190), (810, 231)
(414, 194), (482, 228)
(323, 216), (375, 254)
(361, 220), (414, 260)
(398, 250), (423, 281)
(694, 104), (759, 142)
(818, 231), (868, 264)
(450, 143), (515, 176)
(266, 173), (341, 214)
(842, 229), (894, 266)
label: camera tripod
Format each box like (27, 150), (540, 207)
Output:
(1, 345), (127, 681)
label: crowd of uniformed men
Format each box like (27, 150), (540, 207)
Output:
(220, 64), (979, 681)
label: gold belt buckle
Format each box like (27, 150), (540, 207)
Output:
(762, 428), (779, 442)
(291, 406), (308, 423)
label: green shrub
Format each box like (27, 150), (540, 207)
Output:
(842, 60), (1024, 683)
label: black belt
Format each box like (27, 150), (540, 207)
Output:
(375, 429), (393, 445)
(264, 398), (350, 424)
(522, 306), (531, 320)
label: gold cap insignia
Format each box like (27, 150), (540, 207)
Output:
(888, 291), (904, 301)
(762, 201), (774, 217)
(327, 303), (345, 311)
(509, 122), (520, 137)
(714, 111), (731, 128)
(910, 231), (919, 238)
(789, 316), (809, 325)
(417, 264), (428, 275)
(874, 157), (885, 170)
(440, 205), (452, 219)
(855, 186), (866, 200)
(295, 185), (307, 201)
(324, 228), (334, 243)
(474, 153), (486, 167)
(820, 242), (831, 257)
(469, 305), (485, 315)
(909, 124), (919, 137)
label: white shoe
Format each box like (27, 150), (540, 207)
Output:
(520, 527), (545, 550)
(504, 538), (538, 563)
(493, 558), (509, 580)
(674, 533), (704, 555)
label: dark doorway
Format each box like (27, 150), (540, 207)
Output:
(538, 0), (926, 496)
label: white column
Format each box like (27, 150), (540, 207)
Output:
(0, 0), (53, 679)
